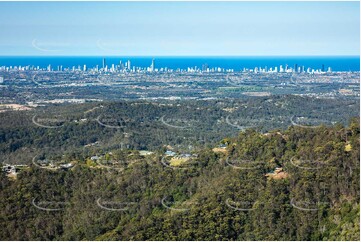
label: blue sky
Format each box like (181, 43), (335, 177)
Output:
(0, 1), (359, 56)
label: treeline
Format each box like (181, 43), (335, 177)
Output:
(0, 95), (359, 164)
(0, 117), (359, 240)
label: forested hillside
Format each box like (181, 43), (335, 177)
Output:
(0, 96), (359, 165)
(1, 118), (359, 240)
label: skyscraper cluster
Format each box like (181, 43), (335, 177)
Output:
(0, 59), (333, 75)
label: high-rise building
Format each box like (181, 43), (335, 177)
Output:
(321, 64), (325, 72)
(150, 58), (155, 72)
(119, 61), (124, 70)
(83, 65), (87, 72)
(294, 64), (298, 73)
(0, 76), (3, 84)
(127, 60), (131, 70)
(202, 63), (209, 72)
(102, 58), (106, 70)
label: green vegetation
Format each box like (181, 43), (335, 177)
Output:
(0, 96), (359, 165)
(0, 113), (359, 240)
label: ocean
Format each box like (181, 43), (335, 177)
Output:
(0, 56), (359, 71)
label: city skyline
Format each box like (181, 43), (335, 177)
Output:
(0, 57), (334, 74)
(0, 1), (359, 56)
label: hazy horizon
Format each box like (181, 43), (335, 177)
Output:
(0, 1), (359, 56)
